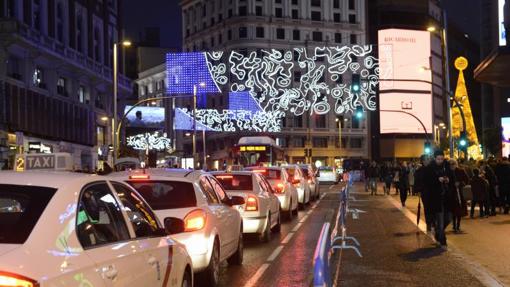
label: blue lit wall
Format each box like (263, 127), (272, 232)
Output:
(228, 91), (262, 113)
(166, 52), (219, 94)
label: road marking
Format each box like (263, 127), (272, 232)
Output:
(281, 232), (294, 244)
(243, 263), (270, 287)
(386, 195), (505, 287)
(299, 215), (308, 223)
(292, 222), (303, 232)
(329, 185), (335, 190)
(267, 245), (284, 262)
(306, 210), (313, 216)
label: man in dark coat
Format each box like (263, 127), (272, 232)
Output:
(367, 161), (379, 195)
(470, 168), (489, 218)
(449, 159), (468, 232)
(495, 157), (510, 214)
(398, 161), (410, 207)
(424, 150), (454, 247)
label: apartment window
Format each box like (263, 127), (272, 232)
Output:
(94, 28), (101, 62)
(33, 0), (41, 31)
(228, 9), (233, 18)
(352, 118), (360, 129)
(218, 13), (223, 21)
(292, 9), (299, 19)
(292, 0), (298, 5)
(350, 34), (357, 44)
(76, 14), (83, 53)
(334, 0), (340, 9)
(57, 77), (68, 96)
(293, 137), (306, 148)
(5, 0), (16, 17)
(239, 27), (248, 38)
(32, 67), (45, 88)
(7, 56), (22, 80)
(349, 0), (355, 10)
(239, 6), (247, 16)
(275, 0), (282, 3)
(349, 14), (356, 24)
(95, 91), (105, 109)
(312, 31), (322, 42)
(276, 137), (288, 148)
(210, 17), (215, 25)
(256, 6), (263, 16)
(350, 138), (362, 148)
(334, 13), (341, 23)
(228, 29), (232, 40)
(275, 8), (283, 18)
(313, 137), (328, 148)
(78, 85), (87, 104)
(256, 27), (265, 38)
(56, 3), (64, 42)
(311, 0), (321, 7)
(294, 71), (301, 82)
(218, 33), (223, 44)
(276, 28), (285, 39)
(294, 115), (303, 127)
(210, 36), (215, 47)
(316, 115), (327, 128)
(334, 33), (342, 43)
(311, 11), (321, 21)
(292, 29), (300, 40)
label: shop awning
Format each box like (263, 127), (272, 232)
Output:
(474, 46), (510, 87)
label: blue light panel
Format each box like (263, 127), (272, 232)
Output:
(166, 52), (219, 94)
(228, 91), (262, 113)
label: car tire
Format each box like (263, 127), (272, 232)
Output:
(259, 214), (272, 242)
(181, 268), (192, 287)
(227, 230), (243, 265)
(198, 240), (220, 287)
(272, 209), (281, 233)
(285, 200), (294, 221)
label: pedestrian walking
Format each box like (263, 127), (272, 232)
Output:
(367, 161), (379, 195)
(449, 159), (468, 233)
(424, 150), (454, 247)
(384, 163), (393, 195)
(481, 161), (498, 215)
(415, 155), (432, 231)
(408, 162), (416, 195)
(470, 168), (489, 218)
(495, 157), (510, 214)
(399, 162), (410, 207)
(393, 164), (400, 195)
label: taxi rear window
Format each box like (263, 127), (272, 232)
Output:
(0, 184), (57, 244)
(301, 168), (311, 179)
(127, 181), (197, 210)
(250, 169), (281, 180)
(213, 174), (253, 191)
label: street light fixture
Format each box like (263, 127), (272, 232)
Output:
(100, 116), (108, 122)
(192, 82), (206, 170)
(112, 39), (132, 165)
(427, 26), (437, 32)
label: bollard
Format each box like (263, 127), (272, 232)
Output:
(313, 222), (331, 287)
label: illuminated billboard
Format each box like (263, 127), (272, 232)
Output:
(124, 106), (165, 129)
(499, 0), (507, 46)
(378, 29), (433, 134)
(502, 117), (510, 157)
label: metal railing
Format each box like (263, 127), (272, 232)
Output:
(312, 173), (362, 287)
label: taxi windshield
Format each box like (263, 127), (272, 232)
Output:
(214, 174), (253, 191)
(127, 181), (197, 210)
(0, 184), (57, 244)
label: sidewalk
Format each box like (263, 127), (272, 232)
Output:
(334, 184), (490, 287)
(390, 191), (510, 286)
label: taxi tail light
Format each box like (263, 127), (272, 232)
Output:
(0, 272), (38, 287)
(184, 209), (207, 232)
(129, 174), (150, 180)
(252, 169), (267, 174)
(274, 182), (285, 193)
(245, 195), (258, 211)
(292, 177), (300, 187)
(308, 179), (312, 184)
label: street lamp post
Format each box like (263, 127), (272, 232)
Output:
(112, 40), (131, 164)
(192, 82), (206, 169)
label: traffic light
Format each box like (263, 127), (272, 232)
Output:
(351, 74), (361, 94)
(424, 142), (432, 155)
(459, 131), (468, 151)
(355, 105), (363, 119)
(304, 148), (308, 157)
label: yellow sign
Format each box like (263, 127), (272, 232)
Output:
(240, 146), (267, 152)
(15, 156), (24, 172)
(454, 57), (468, 71)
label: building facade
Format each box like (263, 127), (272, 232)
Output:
(177, 0), (369, 168)
(0, 0), (132, 170)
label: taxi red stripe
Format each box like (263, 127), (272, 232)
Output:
(162, 245), (173, 287)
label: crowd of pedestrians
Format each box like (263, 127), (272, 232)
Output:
(362, 151), (510, 248)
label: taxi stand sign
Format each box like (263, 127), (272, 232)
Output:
(15, 153), (74, 172)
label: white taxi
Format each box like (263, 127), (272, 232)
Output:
(282, 165), (311, 208)
(0, 167), (193, 287)
(244, 166), (299, 220)
(298, 164), (320, 200)
(211, 171), (281, 242)
(113, 169), (244, 287)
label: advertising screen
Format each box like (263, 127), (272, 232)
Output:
(124, 106), (165, 129)
(378, 29), (433, 134)
(499, 0), (507, 46)
(502, 117), (510, 157)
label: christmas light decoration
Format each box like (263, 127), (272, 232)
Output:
(126, 132), (172, 151)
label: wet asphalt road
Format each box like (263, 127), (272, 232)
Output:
(216, 184), (344, 287)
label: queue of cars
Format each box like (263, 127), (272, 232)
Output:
(0, 153), (324, 287)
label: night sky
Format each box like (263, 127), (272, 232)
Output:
(123, 0), (182, 49)
(123, 0), (480, 50)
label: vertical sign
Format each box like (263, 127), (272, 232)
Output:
(499, 0), (507, 46)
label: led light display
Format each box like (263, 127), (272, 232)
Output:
(167, 46), (379, 132)
(126, 132), (172, 151)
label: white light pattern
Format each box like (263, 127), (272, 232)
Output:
(126, 133), (172, 151)
(177, 108), (283, 132)
(205, 46), (379, 116)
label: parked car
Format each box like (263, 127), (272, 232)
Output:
(318, 166), (339, 184)
(298, 164), (320, 200)
(282, 165), (311, 207)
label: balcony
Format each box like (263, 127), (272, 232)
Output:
(0, 19), (132, 91)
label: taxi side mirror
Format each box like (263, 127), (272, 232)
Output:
(229, 196), (245, 206)
(164, 217), (185, 235)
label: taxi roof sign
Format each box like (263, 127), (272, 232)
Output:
(15, 153), (74, 172)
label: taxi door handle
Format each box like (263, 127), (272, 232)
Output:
(147, 256), (158, 266)
(103, 266), (118, 280)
